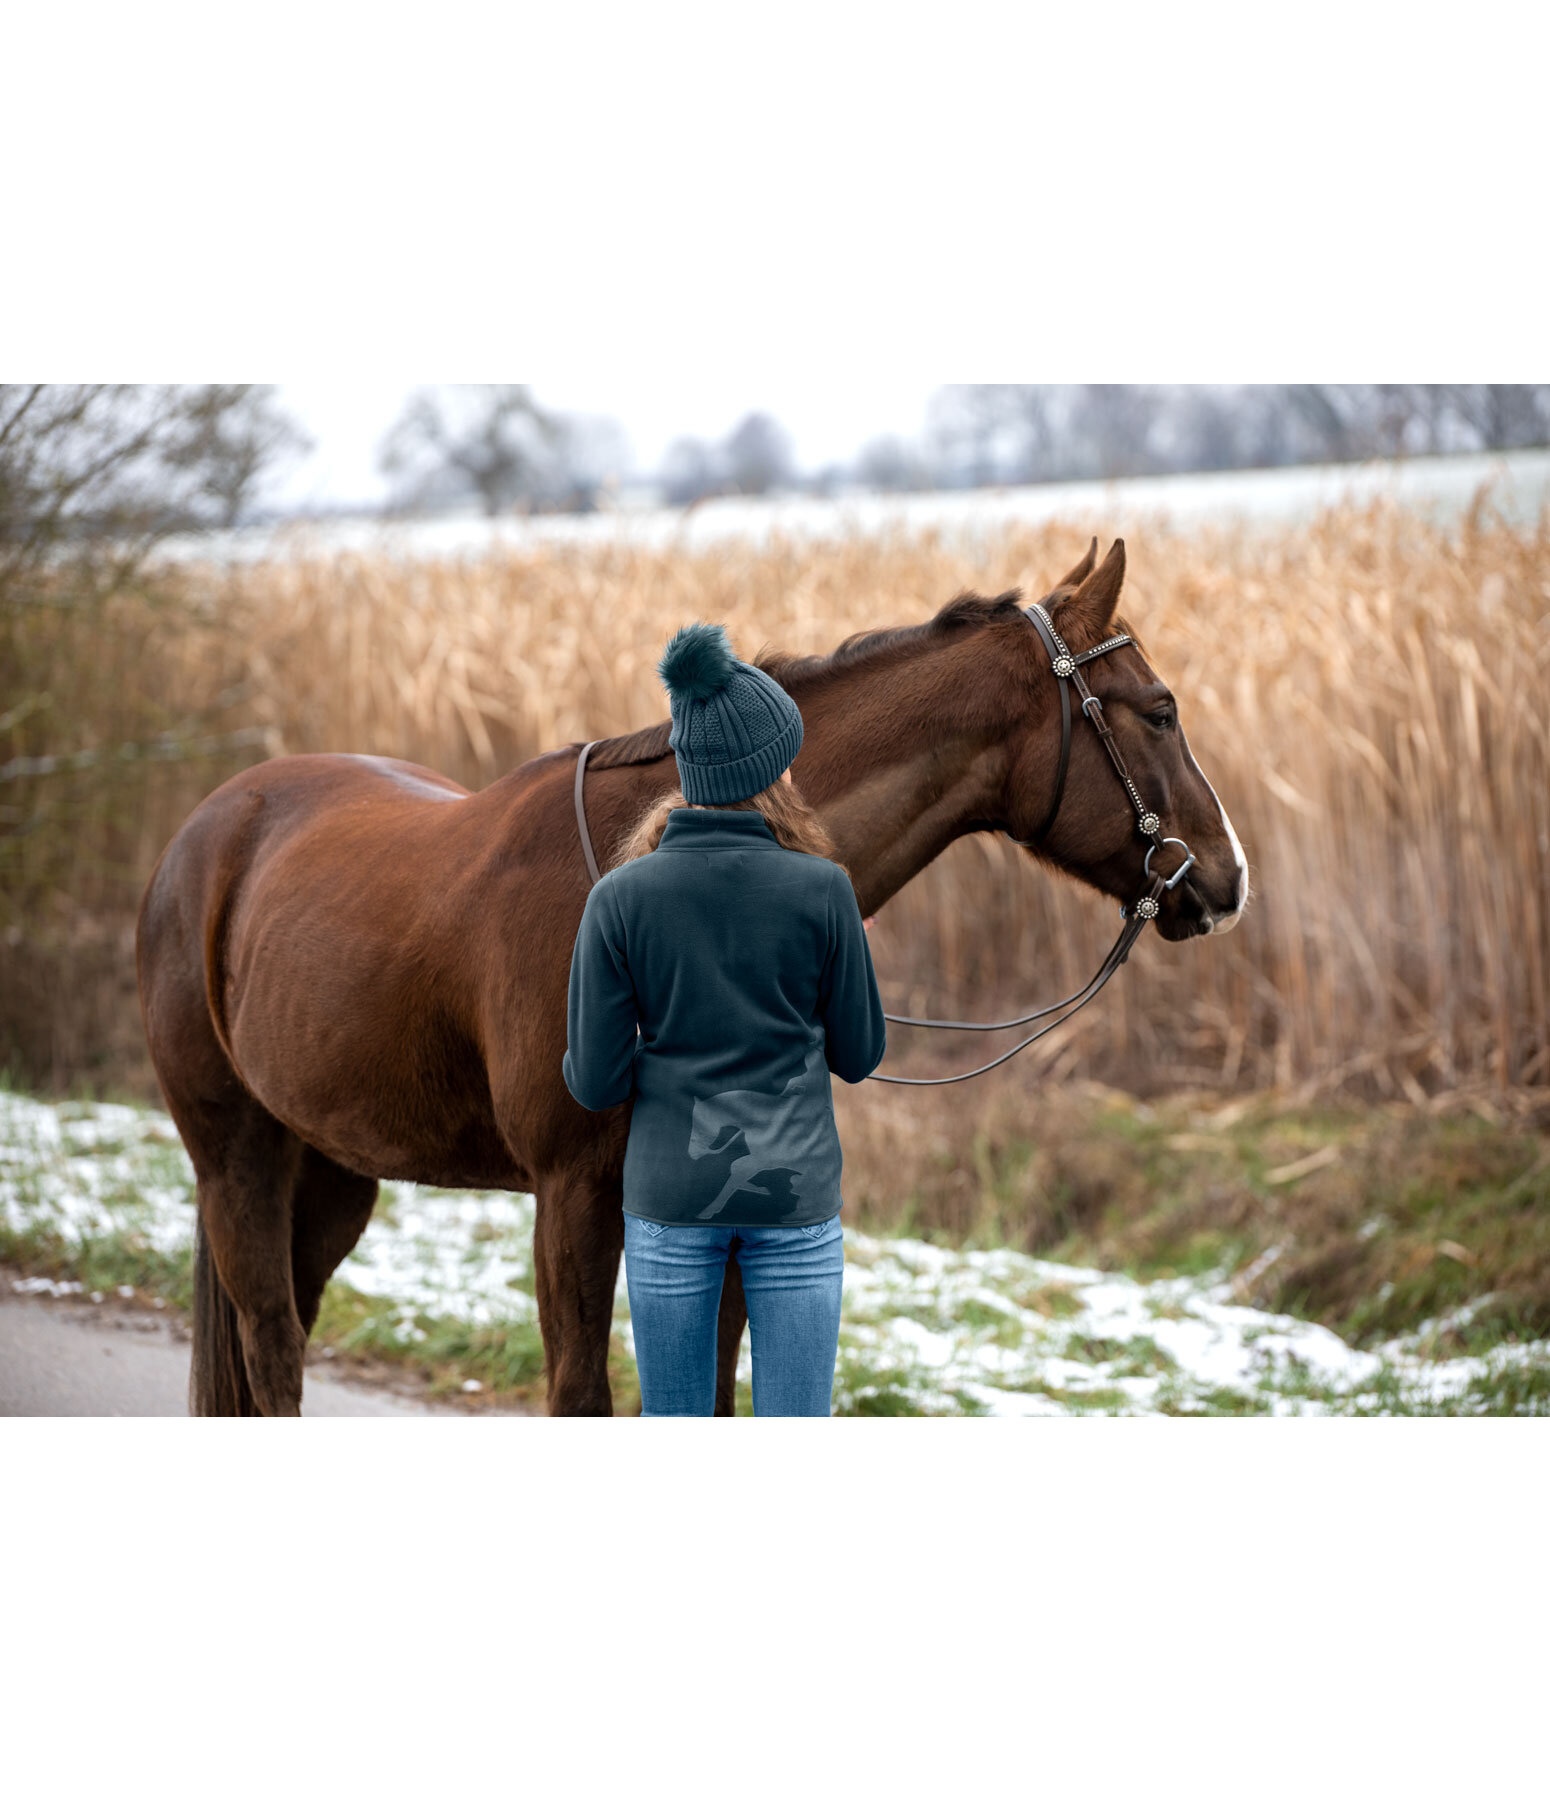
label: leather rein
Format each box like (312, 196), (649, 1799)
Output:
(570, 600), (1196, 1087)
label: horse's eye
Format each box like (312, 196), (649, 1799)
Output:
(1147, 706), (1176, 731)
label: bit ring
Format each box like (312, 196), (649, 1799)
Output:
(1143, 836), (1197, 891)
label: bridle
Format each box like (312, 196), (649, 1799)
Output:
(866, 598), (1195, 1084)
(569, 598), (1197, 1088)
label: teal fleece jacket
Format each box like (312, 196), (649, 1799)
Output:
(562, 807), (886, 1227)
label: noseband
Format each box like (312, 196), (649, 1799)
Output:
(867, 599), (1195, 1085)
(570, 599), (1198, 1087)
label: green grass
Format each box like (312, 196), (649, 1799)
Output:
(1060, 1334), (1177, 1378)
(1158, 1385), (1275, 1418)
(832, 1366), (940, 1417)
(310, 1283), (548, 1397)
(0, 1218), (192, 1310)
(874, 1095), (1550, 1350)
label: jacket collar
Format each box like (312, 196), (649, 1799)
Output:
(657, 807), (781, 851)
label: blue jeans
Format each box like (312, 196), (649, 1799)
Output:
(623, 1213), (844, 1417)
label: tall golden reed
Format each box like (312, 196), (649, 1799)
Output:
(5, 499), (1547, 1101)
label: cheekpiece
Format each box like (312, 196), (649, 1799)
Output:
(1051, 654), (1076, 679)
(1138, 811), (1161, 835)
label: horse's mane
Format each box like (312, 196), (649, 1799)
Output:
(586, 719), (675, 770)
(586, 590), (1026, 770)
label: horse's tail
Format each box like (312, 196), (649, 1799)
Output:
(190, 1210), (257, 1416)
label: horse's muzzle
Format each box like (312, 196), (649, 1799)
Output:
(1155, 874), (1225, 942)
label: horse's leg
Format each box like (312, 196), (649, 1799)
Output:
(290, 1146), (379, 1337)
(189, 1101), (309, 1417)
(714, 1258), (748, 1417)
(533, 1168), (624, 1416)
(140, 828), (314, 1415)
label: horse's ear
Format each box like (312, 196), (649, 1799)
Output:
(1049, 537), (1098, 595)
(1052, 538), (1126, 638)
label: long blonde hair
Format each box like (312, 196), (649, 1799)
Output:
(618, 776), (847, 876)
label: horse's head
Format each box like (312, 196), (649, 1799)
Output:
(1003, 537), (1248, 942)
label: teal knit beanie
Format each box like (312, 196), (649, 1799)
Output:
(658, 621), (804, 805)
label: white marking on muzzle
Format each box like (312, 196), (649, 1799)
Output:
(1181, 733), (1248, 935)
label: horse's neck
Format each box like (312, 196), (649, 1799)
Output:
(553, 650), (1017, 912)
(798, 684), (1007, 915)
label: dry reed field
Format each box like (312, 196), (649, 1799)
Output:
(3, 499), (1548, 1116)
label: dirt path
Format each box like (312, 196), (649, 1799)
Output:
(0, 1277), (525, 1416)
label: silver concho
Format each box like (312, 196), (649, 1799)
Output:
(1138, 811), (1161, 835)
(1135, 896), (1160, 920)
(1051, 654), (1075, 679)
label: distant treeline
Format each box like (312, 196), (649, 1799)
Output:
(846, 383), (1550, 496)
(388, 383), (1550, 515)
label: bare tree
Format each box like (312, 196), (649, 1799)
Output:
(163, 385), (313, 527)
(926, 385), (1044, 487)
(378, 387), (636, 516)
(1285, 385), (1550, 462)
(1155, 386), (1249, 473)
(855, 434), (931, 492)
(661, 436), (724, 507)
(0, 384), (310, 591)
(1283, 385), (1361, 461)
(1, 385), (314, 952)
(927, 385), (1172, 486)
(1445, 384), (1550, 452)
(378, 385), (564, 516)
(658, 413), (797, 506)
(1067, 385), (1164, 479)
(549, 414), (633, 512)
(723, 412), (794, 496)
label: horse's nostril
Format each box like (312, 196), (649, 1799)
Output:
(1211, 904), (1244, 936)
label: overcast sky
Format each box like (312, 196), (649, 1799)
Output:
(271, 378), (943, 510)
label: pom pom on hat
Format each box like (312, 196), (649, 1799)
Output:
(658, 621), (737, 703)
(656, 617), (805, 805)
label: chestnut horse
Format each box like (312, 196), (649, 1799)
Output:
(136, 538), (1247, 1415)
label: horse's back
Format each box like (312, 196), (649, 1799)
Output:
(172, 750), (473, 843)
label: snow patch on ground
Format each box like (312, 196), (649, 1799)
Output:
(347, 1184), (539, 1327)
(3, 1091), (1544, 1414)
(829, 1232), (1545, 1415)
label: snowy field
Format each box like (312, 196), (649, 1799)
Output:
(166, 448), (1550, 567)
(3, 1091), (1545, 1415)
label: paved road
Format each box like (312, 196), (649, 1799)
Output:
(0, 1285), (443, 1416)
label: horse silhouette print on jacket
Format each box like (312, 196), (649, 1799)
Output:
(684, 1040), (830, 1223)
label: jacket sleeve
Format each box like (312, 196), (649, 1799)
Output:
(562, 878), (640, 1112)
(819, 866), (887, 1084)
